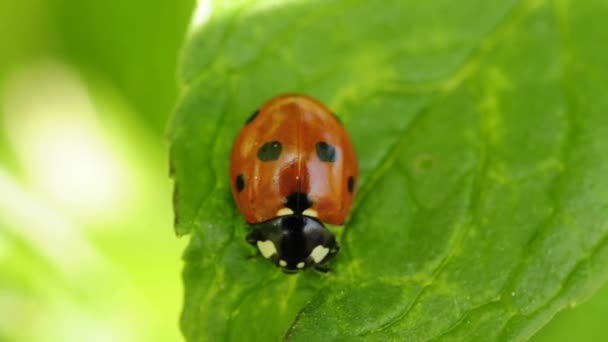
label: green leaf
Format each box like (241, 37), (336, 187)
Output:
(170, 0), (608, 340)
(532, 281), (608, 341)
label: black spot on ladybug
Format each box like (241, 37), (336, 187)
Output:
(245, 109), (259, 125)
(258, 141), (282, 161)
(348, 176), (355, 193)
(285, 192), (312, 213)
(236, 174), (245, 192)
(316, 142), (337, 162)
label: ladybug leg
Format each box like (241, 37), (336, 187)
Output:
(244, 230), (262, 259)
(246, 252), (261, 260)
(324, 243), (340, 262)
(246, 228), (263, 246)
(313, 264), (333, 273)
(246, 233), (257, 246)
(310, 242), (339, 273)
(306, 254), (334, 274)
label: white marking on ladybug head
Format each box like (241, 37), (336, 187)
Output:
(276, 207), (294, 216)
(257, 240), (277, 259)
(302, 208), (318, 218)
(279, 260), (287, 267)
(310, 245), (330, 263)
(297, 262), (305, 269)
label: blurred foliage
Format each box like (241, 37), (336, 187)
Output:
(0, 0), (193, 341)
(172, 0), (608, 341)
(46, 0), (193, 131)
(0, 0), (192, 132)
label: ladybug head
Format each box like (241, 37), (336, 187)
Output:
(247, 215), (339, 273)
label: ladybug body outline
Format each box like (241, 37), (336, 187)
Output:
(229, 94), (358, 272)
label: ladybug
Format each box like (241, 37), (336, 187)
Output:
(229, 94), (358, 273)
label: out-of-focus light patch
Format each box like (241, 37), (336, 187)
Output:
(248, 0), (303, 14)
(0, 171), (145, 339)
(0, 169), (104, 275)
(1, 62), (131, 220)
(40, 308), (136, 342)
(190, 0), (213, 32)
(187, 0), (305, 36)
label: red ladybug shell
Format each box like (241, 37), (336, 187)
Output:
(230, 94), (358, 225)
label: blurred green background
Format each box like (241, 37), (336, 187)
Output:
(0, 0), (607, 341)
(0, 0), (193, 341)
